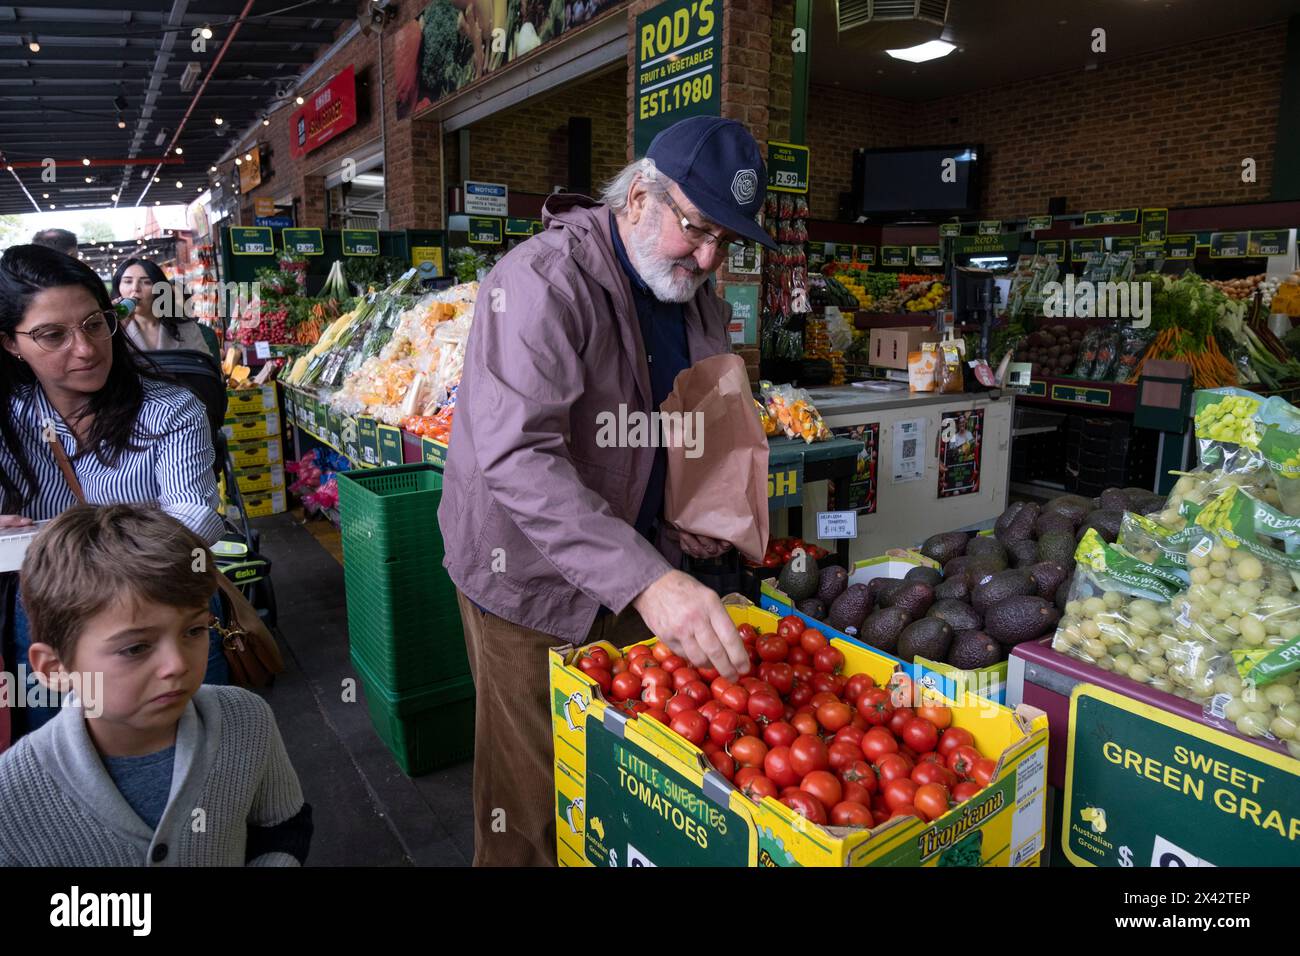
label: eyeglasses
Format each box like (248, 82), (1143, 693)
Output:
(660, 192), (732, 249)
(13, 309), (119, 353)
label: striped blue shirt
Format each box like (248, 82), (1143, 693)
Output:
(1, 379), (224, 544)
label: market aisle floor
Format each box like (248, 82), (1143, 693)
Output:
(250, 511), (476, 867)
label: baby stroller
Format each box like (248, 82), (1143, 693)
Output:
(142, 349), (278, 627)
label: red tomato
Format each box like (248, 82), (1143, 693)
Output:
(651, 643), (674, 663)
(777, 616), (806, 641)
(741, 773), (778, 803)
(791, 711), (820, 736)
(851, 714), (869, 731)
(952, 781), (982, 802)
(842, 672), (876, 703)
(736, 715), (760, 738)
(840, 760), (879, 794)
(586, 666), (612, 696)
(762, 662), (795, 696)
(665, 694), (696, 719)
(763, 720), (798, 749)
(610, 672), (642, 701)
(626, 644), (652, 661)
(817, 700), (853, 733)
(719, 684), (749, 714)
(800, 770), (842, 809)
(787, 681), (815, 708)
(842, 781), (873, 806)
(917, 751), (944, 766)
(642, 683), (673, 709)
(810, 672), (840, 696)
(790, 734), (830, 777)
(916, 703), (952, 730)
(882, 777), (919, 812)
(938, 726), (975, 758)
(739, 677), (775, 697)
(887, 706), (916, 738)
(860, 726), (899, 763)
(826, 673), (847, 696)
(830, 801), (873, 827)
(747, 691), (784, 725)
(787, 646), (811, 667)
(828, 741), (862, 773)
(901, 716), (939, 754)
(661, 655), (687, 673)
(947, 745), (982, 779)
(799, 629), (828, 655)
(911, 761), (958, 789)
(730, 735), (768, 768)
(580, 647), (611, 670)
(876, 753), (911, 783)
(671, 667), (701, 691)
(680, 680), (711, 708)
(669, 710), (708, 746)
(644, 707), (669, 725)
(779, 790), (828, 825)
(629, 656), (656, 679)
(640, 666), (672, 689)
(698, 699), (726, 723)
(833, 725), (865, 749)
(698, 665), (720, 683)
(971, 758), (997, 788)
(894, 750), (916, 771)
(737, 623), (760, 646)
(756, 635), (789, 663)
(810, 691), (840, 710)
(706, 749), (735, 781)
(813, 645), (846, 674)
(710, 676), (733, 701)
(764, 746), (800, 788)
(856, 688), (894, 726)
(914, 783), (951, 822)
(734, 766), (762, 789)
(611, 659), (628, 676)
(888, 804), (922, 822)
(708, 709), (742, 747)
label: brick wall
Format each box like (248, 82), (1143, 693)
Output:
(804, 25), (1287, 222)
(767, 0), (793, 143)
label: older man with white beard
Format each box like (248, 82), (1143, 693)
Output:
(438, 116), (778, 866)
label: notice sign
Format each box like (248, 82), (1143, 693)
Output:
(633, 0), (722, 156)
(767, 141), (809, 194)
(464, 181), (508, 217)
(891, 418), (925, 483)
(937, 408), (983, 498)
(1062, 684), (1300, 867)
(816, 511), (857, 540)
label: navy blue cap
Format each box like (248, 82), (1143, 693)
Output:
(646, 117), (777, 251)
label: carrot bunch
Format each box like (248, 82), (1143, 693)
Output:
(1129, 328), (1237, 388)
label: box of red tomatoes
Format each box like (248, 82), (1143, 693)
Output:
(550, 597), (1048, 867)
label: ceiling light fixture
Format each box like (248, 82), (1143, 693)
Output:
(209, 165), (217, 172)
(174, 146), (183, 155)
(117, 116), (127, 129)
(295, 95), (304, 105)
(111, 193), (118, 201)
(84, 176), (92, 183)
(885, 40), (956, 63)
(214, 116), (224, 126)
(235, 158), (242, 166)
(82, 158), (90, 166)
(27, 37), (40, 53)
(244, 153), (252, 161)
(176, 181), (183, 188)
(200, 24), (213, 39)
(42, 192), (48, 198)
(262, 115), (270, 126)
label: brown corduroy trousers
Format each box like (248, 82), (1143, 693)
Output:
(456, 590), (652, 867)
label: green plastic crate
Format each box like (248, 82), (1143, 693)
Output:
(337, 464), (471, 692)
(352, 650), (475, 776)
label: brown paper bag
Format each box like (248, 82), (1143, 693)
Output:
(661, 352), (770, 563)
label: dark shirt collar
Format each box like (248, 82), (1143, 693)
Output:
(608, 210), (653, 297)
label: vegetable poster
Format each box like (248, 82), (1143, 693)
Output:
(829, 423), (879, 515)
(937, 409), (983, 498)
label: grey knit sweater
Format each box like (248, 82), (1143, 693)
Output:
(0, 685), (312, 866)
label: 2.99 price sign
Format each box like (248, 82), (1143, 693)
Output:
(634, 0), (722, 156)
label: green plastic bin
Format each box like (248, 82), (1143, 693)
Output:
(337, 464), (471, 692)
(352, 649), (475, 776)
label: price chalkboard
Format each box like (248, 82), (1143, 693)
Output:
(1070, 238), (1104, 260)
(1027, 215), (1053, 231)
(1111, 236), (1140, 254)
(856, 245), (876, 265)
(1164, 234), (1196, 259)
(229, 226), (274, 256)
(377, 424), (404, 467)
(1209, 231), (1247, 258)
(282, 228), (324, 256)
(911, 245), (942, 267)
(1247, 230), (1289, 257)
(468, 217), (503, 245)
(766, 142), (810, 194)
(1036, 240), (1065, 259)
(1141, 207), (1168, 243)
(880, 245), (909, 267)
(421, 436), (447, 469)
(1083, 208), (1139, 226)
(356, 416), (379, 466)
(978, 220), (1001, 236)
(939, 222), (962, 238)
(505, 218), (534, 236)
(342, 229), (380, 256)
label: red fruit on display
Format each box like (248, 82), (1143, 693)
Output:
(669, 710), (708, 746)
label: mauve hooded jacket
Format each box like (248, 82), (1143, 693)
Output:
(438, 193), (732, 641)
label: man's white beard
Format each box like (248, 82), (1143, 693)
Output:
(628, 202), (710, 303)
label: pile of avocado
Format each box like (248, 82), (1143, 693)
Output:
(770, 486), (1164, 673)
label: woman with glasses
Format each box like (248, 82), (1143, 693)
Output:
(113, 257), (218, 358)
(0, 245), (227, 738)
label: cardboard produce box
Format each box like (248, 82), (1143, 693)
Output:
(870, 327), (937, 370)
(227, 490), (287, 520)
(221, 410), (281, 442)
(225, 384), (278, 420)
(227, 436), (283, 469)
(551, 598), (1048, 867)
(232, 464), (286, 494)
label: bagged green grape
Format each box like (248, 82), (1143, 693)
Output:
(1193, 388), (1266, 472)
(1260, 427), (1300, 517)
(1116, 512), (1198, 576)
(1152, 466), (1275, 533)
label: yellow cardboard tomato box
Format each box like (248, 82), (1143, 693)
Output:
(232, 464), (285, 494)
(551, 597), (1048, 868)
(221, 410), (281, 442)
(229, 490), (286, 519)
(225, 384), (278, 420)
(228, 436), (283, 469)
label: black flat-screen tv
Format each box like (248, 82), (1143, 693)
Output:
(854, 145), (981, 221)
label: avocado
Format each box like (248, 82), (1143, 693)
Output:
(941, 555), (974, 583)
(875, 578), (908, 607)
(1099, 488), (1132, 513)
(797, 598), (827, 621)
(1037, 529), (1077, 566)
(947, 630), (1004, 669)
(897, 618), (954, 664)
(777, 549), (820, 601)
(1007, 538), (1040, 567)
(1035, 511), (1076, 537)
(920, 531), (969, 565)
(904, 565), (944, 588)
(1042, 494), (1093, 525)
(965, 536), (1008, 563)
(817, 565), (849, 605)
(827, 585), (872, 633)
(934, 574), (973, 602)
(972, 570), (1037, 614)
(863, 576), (895, 606)
(984, 596), (1061, 646)
(1124, 488), (1165, 515)
(1025, 561), (1070, 602)
(859, 606), (911, 654)
(994, 501), (1025, 540)
(1076, 509), (1124, 544)
(927, 599), (982, 632)
(891, 582), (935, 619)
(1004, 501), (1040, 542)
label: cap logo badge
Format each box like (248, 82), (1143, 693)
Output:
(730, 169), (758, 205)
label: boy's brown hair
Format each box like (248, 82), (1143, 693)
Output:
(20, 504), (219, 661)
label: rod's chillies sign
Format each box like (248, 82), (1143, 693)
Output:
(290, 65), (358, 157)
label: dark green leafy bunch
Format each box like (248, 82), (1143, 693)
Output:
(421, 3), (475, 99)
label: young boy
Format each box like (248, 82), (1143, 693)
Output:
(0, 504), (312, 866)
